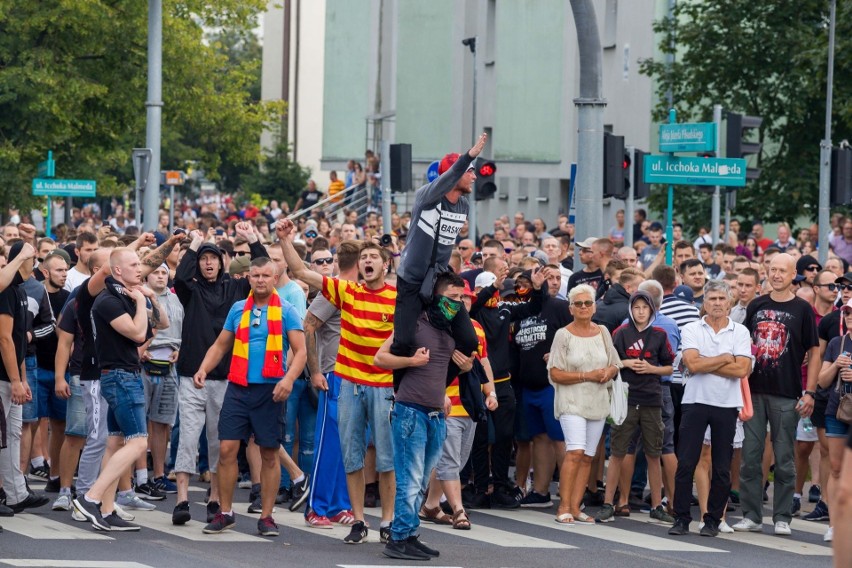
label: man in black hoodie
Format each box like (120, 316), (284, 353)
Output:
(594, 267), (644, 333)
(171, 223), (267, 525)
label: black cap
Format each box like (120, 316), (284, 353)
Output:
(62, 243), (78, 265)
(796, 254), (822, 276)
(836, 272), (852, 284)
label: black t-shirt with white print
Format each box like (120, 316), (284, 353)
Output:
(514, 295), (572, 391)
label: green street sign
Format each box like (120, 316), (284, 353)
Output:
(38, 159), (55, 178)
(659, 123), (716, 153)
(643, 155), (747, 187)
(32, 178), (97, 197)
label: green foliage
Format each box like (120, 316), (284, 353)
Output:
(0, 0), (283, 213)
(242, 133), (311, 207)
(638, 0), (852, 232)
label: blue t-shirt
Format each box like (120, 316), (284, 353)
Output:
(224, 299), (303, 384)
(277, 280), (307, 320)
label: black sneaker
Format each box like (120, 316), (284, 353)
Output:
(491, 489), (520, 510)
(668, 519), (690, 536)
(408, 535), (439, 557)
(344, 520), (368, 544)
(468, 491), (492, 510)
(629, 492), (646, 510)
(72, 497), (111, 531)
(519, 491), (552, 508)
(10, 492), (49, 513)
(383, 539), (430, 561)
(380, 525), (391, 544)
(0, 503), (13, 517)
(248, 483), (261, 503)
(803, 500), (830, 522)
(104, 512), (141, 532)
(257, 516), (279, 536)
(247, 496), (263, 514)
(135, 481), (166, 501)
(289, 475), (310, 512)
(275, 487), (291, 505)
(809, 484), (822, 503)
(0, 487), (6, 504)
(364, 482), (378, 508)
(172, 501), (191, 525)
(206, 501), (221, 523)
(44, 478), (61, 493)
(203, 512), (236, 534)
(28, 464), (49, 481)
(792, 496), (801, 517)
(700, 521), (720, 537)
(583, 488), (605, 507)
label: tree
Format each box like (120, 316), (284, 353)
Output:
(638, 0), (852, 233)
(0, 0), (283, 216)
(242, 132), (311, 208)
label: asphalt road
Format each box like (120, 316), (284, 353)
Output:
(0, 479), (834, 568)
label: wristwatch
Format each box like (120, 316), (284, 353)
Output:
(803, 390), (816, 398)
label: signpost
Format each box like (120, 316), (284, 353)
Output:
(38, 151), (55, 178)
(426, 160), (440, 182)
(644, 110), (747, 265)
(32, 151), (99, 236)
(162, 170), (184, 232)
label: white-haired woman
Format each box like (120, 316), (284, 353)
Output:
(547, 284), (621, 524)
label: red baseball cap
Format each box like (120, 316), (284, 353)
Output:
(463, 281), (477, 298)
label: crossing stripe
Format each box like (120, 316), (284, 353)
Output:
(231, 508), (354, 541)
(628, 514), (832, 556)
(0, 515), (112, 540)
(415, 520), (575, 549)
(762, 517), (829, 536)
(477, 509), (725, 553)
(1, 562), (153, 568)
(128, 510), (270, 542)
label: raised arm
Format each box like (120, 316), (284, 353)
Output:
(0, 243), (35, 291)
(275, 219), (322, 290)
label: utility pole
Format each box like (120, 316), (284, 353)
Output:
(569, 0), (606, 267)
(625, 146), (635, 248)
(818, 0), (837, 265)
(143, 0), (163, 231)
(711, 104), (722, 246)
(463, 37), (478, 242)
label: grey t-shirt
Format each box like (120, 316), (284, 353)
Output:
(308, 294), (340, 375)
(397, 153), (473, 283)
(395, 314), (455, 409)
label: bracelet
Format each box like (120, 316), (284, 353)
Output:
(487, 392), (497, 399)
(392, 253), (400, 257)
(581, 371), (585, 383)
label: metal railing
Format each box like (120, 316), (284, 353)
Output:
(287, 183), (374, 226)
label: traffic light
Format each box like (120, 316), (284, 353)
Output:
(603, 132), (625, 199)
(475, 160), (497, 200)
(831, 146), (852, 206)
(622, 151), (632, 197)
(633, 149), (650, 199)
(389, 143), (412, 191)
(726, 112), (762, 180)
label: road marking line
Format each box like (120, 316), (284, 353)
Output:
(0, 562), (153, 568)
(0, 515), (112, 540)
(477, 509), (725, 553)
(130, 509), (269, 542)
(417, 521), (575, 549)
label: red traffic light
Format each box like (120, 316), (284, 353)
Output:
(478, 162), (496, 177)
(622, 154), (631, 170)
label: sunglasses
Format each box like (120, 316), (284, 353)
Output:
(313, 257), (334, 265)
(571, 300), (595, 307)
(504, 248), (514, 254)
(458, 246), (470, 251)
(234, 251), (250, 257)
(804, 265), (820, 272)
(251, 307), (262, 328)
(305, 231), (318, 238)
(829, 283), (852, 292)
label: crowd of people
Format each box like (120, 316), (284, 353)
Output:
(0, 134), (852, 564)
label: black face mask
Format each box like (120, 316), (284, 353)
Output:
(427, 296), (463, 331)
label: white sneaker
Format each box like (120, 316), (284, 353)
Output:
(774, 521), (792, 535)
(116, 492), (156, 511)
(719, 520), (734, 533)
(824, 526), (834, 542)
(52, 494), (73, 511)
(113, 503), (135, 521)
(71, 504), (87, 522)
(732, 518), (763, 532)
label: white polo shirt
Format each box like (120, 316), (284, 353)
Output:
(681, 316), (753, 408)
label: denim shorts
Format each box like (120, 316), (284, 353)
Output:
(36, 368), (67, 421)
(218, 382), (285, 449)
(64, 375), (87, 437)
(825, 414), (850, 438)
(522, 386), (564, 441)
(337, 378), (394, 474)
(100, 369), (148, 439)
(22, 356), (38, 423)
(142, 367), (178, 426)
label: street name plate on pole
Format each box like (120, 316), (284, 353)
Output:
(659, 123), (716, 153)
(38, 151), (56, 178)
(32, 179), (97, 197)
(643, 155), (748, 187)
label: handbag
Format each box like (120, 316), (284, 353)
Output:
(609, 372), (629, 426)
(739, 376), (753, 421)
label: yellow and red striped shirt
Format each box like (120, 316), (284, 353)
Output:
(447, 320), (488, 417)
(322, 275), (396, 387)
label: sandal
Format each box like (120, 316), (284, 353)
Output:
(452, 509), (471, 530)
(575, 512), (596, 525)
(614, 504), (631, 517)
(555, 512), (575, 525)
(419, 505), (453, 525)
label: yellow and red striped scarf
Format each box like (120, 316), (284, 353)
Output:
(228, 290), (284, 386)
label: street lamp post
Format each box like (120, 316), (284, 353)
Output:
(462, 36), (478, 242)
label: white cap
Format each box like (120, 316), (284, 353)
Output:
(475, 271), (497, 288)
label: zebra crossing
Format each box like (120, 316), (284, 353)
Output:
(1, 483), (834, 559)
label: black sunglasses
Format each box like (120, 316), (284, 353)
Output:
(829, 283), (852, 292)
(313, 258), (334, 265)
(234, 251), (250, 257)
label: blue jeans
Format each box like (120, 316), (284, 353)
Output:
(337, 380), (394, 473)
(390, 401), (446, 542)
(64, 375), (87, 437)
(100, 369), (147, 439)
(22, 356), (38, 423)
(36, 368), (67, 421)
(281, 378), (316, 488)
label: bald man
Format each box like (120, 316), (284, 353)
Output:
(733, 253), (820, 536)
